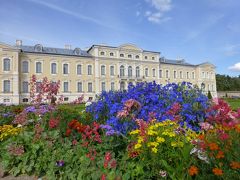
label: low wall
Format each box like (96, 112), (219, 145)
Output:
(217, 91), (240, 98)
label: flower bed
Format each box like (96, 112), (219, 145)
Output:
(0, 81), (239, 179)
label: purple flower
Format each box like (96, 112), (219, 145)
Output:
(25, 106), (36, 113)
(56, 160), (65, 167)
(100, 124), (113, 131)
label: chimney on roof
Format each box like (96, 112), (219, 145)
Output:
(16, 40), (22, 46)
(64, 44), (71, 50)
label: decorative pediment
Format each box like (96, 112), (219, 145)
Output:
(197, 62), (216, 68)
(34, 44), (43, 52)
(118, 44), (142, 52)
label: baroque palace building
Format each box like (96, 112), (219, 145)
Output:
(0, 40), (217, 105)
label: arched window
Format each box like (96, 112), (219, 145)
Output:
(128, 66), (132, 77)
(22, 61), (29, 73)
(174, 71), (177, 78)
(145, 68), (148, 77)
(36, 62), (42, 73)
(3, 58), (10, 71)
(192, 72), (195, 79)
(110, 52), (114, 56)
(100, 51), (105, 55)
(51, 63), (57, 74)
(180, 71), (183, 79)
(136, 55), (139, 59)
(136, 66), (140, 77)
(128, 54), (132, 58)
(120, 53), (124, 57)
(120, 65), (125, 77)
(77, 64), (82, 75)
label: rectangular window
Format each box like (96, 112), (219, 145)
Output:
(77, 82), (83, 92)
(192, 72), (195, 79)
(152, 69), (156, 77)
(63, 64), (68, 74)
(101, 82), (106, 91)
(174, 71), (177, 79)
(63, 82), (69, 92)
(3, 58), (10, 71)
(22, 61), (29, 73)
(145, 68), (148, 77)
(22, 98), (28, 102)
(22, 81), (28, 93)
(101, 66), (106, 75)
(88, 82), (93, 92)
(159, 70), (162, 78)
(166, 70), (169, 78)
(180, 71), (183, 79)
(51, 63), (57, 74)
(88, 65), (92, 75)
(3, 80), (10, 93)
(111, 82), (114, 91)
(77, 65), (82, 75)
(110, 66), (114, 76)
(36, 62), (42, 73)
(187, 72), (189, 79)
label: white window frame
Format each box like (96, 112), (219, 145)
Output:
(88, 82), (93, 92)
(101, 82), (106, 91)
(152, 68), (156, 77)
(22, 81), (29, 93)
(101, 65), (106, 76)
(110, 65), (115, 76)
(111, 82), (114, 91)
(63, 81), (69, 92)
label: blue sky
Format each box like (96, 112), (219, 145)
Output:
(1, 0), (240, 76)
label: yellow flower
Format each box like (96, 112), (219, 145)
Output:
(0, 125), (21, 141)
(152, 147), (158, 153)
(156, 137), (165, 143)
(147, 142), (159, 147)
(147, 130), (157, 136)
(134, 143), (142, 149)
(130, 129), (140, 135)
(137, 137), (144, 143)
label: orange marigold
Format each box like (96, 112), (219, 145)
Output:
(188, 166), (198, 176)
(230, 161), (240, 170)
(208, 143), (219, 151)
(212, 168), (223, 176)
(216, 151), (224, 159)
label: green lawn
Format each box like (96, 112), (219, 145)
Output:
(223, 98), (240, 111)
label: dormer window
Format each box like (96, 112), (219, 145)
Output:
(128, 54), (132, 58)
(100, 51), (105, 56)
(73, 48), (81, 55)
(152, 57), (155, 60)
(144, 56), (148, 60)
(120, 53), (124, 57)
(34, 44), (43, 52)
(110, 52), (114, 56)
(136, 55), (139, 59)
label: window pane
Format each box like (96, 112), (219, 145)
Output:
(77, 65), (82, 75)
(88, 65), (92, 75)
(136, 67), (140, 77)
(110, 66), (114, 76)
(63, 64), (68, 74)
(120, 65), (124, 77)
(22, 81), (28, 93)
(88, 83), (92, 92)
(63, 82), (68, 92)
(128, 66), (132, 77)
(101, 82), (106, 91)
(3, 80), (10, 92)
(36, 62), (42, 73)
(101, 66), (105, 75)
(3, 58), (10, 71)
(51, 63), (56, 74)
(22, 61), (28, 73)
(77, 82), (82, 92)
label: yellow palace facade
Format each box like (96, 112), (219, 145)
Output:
(0, 40), (217, 104)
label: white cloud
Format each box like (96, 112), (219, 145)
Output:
(144, 0), (172, 24)
(228, 62), (240, 71)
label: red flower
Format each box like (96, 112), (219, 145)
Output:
(49, 117), (59, 128)
(110, 159), (117, 168)
(72, 139), (77, 146)
(65, 128), (72, 136)
(101, 174), (106, 180)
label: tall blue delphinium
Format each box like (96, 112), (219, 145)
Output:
(87, 81), (210, 134)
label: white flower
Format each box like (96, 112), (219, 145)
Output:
(17, 124), (22, 127)
(85, 101), (92, 107)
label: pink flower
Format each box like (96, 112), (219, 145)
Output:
(199, 122), (213, 131)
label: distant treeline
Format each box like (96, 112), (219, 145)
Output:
(216, 74), (240, 91)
